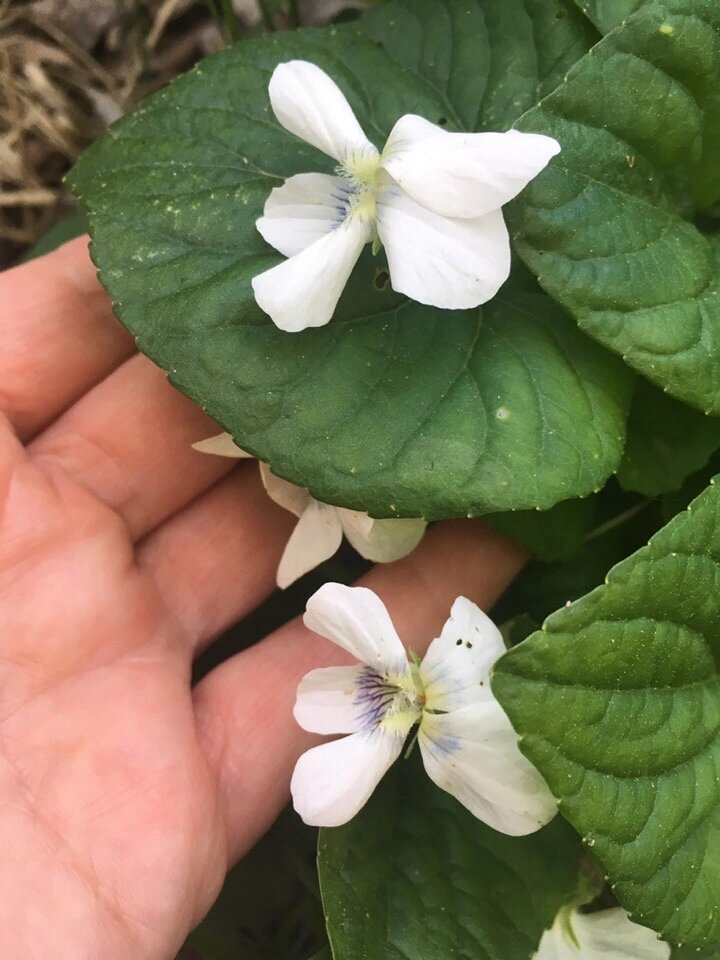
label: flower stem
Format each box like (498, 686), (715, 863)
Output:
(583, 498), (652, 543)
(403, 728), (420, 760)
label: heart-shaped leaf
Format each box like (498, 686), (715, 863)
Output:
(509, 0), (720, 413)
(493, 476), (720, 947)
(319, 757), (581, 960)
(68, 0), (631, 518)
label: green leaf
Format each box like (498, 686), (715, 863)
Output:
(509, 0), (720, 413)
(493, 483), (659, 625)
(661, 449), (720, 522)
(576, 0), (720, 214)
(362, 0), (599, 131)
(493, 476), (720, 947)
(68, 0), (628, 519)
(319, 758), (581, 960)
(695, 91), (720, 213)
(487, 495), (597, 561)
(618, 378), (720, 495)
(574, 0), (646, 32)
(577, 0), (720, 222)
(500, 612), (541, 648)
(674, 946), (720, 960)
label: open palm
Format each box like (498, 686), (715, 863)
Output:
(0, 238), (524, 960)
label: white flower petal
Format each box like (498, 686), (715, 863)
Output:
(534, 909), (670, 960)
(338, 509), (427, 563)
(291, 727), (406, 826)
(294, 665), (367, 734)
(191, 432), (251, 458)
(256, 173), (348, 257)
(381, 114), (560, 219)
(268, 60), (377, 165)
(570, 910), (669, 960)
(259, 463), (312, 517)
(533, 917), (579, 960)
(252, 215), (370, 331)
(276, 500), (343, 588)
(337, 508), (374, 540)
(376, 182), (510, 309)
(420, 597), (506, 712)
(304, 582), (409, 676)
(419, 701), (557, 835)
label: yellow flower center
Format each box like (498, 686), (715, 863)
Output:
(344, 149), (381, 186)
(349, 185), (377, 223)
(338, 150), (382, 228)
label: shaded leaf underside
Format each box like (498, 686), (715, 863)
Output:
(617, 378), (720, 496)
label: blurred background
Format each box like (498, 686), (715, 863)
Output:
(0, 0), (366, 268)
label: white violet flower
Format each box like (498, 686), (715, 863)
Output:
(534, 906), (670, 960)
(291, 582), (557, 831)
(193, 433), (426, 587)
(252, 59), (560, 332)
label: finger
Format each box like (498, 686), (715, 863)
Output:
(29, 354), (234, 542)
(192, 519), (527, 862)
(0, 237), (135, 440)
(137, 465), (294, 650)
(0, 414), (27, 483)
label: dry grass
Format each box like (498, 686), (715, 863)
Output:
(0, 0), (231, 266)
(0, 0), (367, 267)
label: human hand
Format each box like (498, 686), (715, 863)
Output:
(0, 237), (526, 960)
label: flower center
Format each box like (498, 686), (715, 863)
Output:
(348, 185), (377, 224)
(344, 148), (381, 187)
(337, 149), (381, 227)
(354, 666), (423, 735)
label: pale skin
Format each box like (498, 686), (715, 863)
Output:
(0, 237), (527, 960)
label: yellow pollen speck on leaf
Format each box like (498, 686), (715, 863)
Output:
(659, 23), (674, 34)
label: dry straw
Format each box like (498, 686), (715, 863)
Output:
(0, 0), (226, 266)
